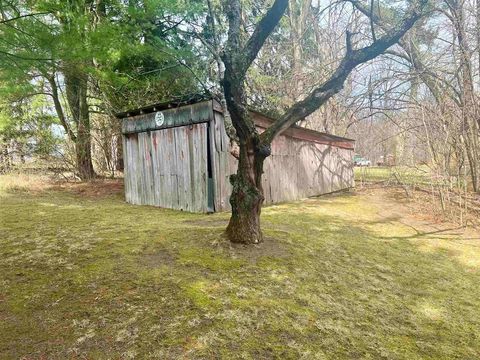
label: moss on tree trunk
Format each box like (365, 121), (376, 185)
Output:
(226, 140), (266, 244)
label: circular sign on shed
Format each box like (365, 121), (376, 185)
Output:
(155, 112), (165, 127)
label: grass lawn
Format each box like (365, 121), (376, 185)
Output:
(1, 175), (480, 359)
(354, 166), (432, 186)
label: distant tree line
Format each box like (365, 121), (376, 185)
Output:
(0, 0), (206, 177)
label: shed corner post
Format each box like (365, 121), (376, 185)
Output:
(120, 117), (130, 203)
(206, 102), (218, 213)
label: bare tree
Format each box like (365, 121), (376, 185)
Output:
(353, 0), (480, 192)
(221, 0), (429, 244)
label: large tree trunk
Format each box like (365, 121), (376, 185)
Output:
(65, 65), (96, 180)
(222, 67), (270, 244)
(226, 139), (266, 244)
(75, 118), (95, 180)
(115, 132), (124, 172)
(47, 71), (95, 180)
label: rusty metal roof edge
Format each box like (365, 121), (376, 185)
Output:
(247, 109), (356, 144)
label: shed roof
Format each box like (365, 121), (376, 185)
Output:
(117, 98), (355, 150)
(115, 94), (208, 119)
(249, 110), (354, 150)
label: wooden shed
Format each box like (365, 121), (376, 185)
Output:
(117, 99), (355, 213)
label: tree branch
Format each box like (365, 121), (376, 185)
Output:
(46, 74), (77, 142)
(240, 0), (289, 76)
(347, 0), (455, 105)
(370, 0), (377, 41)
(224, 0), (288, 79)
(222, 0), (289, 141)
(261, 0), (429, 143)
(0, 50), (53, 62)
(0, 12), (50, 24)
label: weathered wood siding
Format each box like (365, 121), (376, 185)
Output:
(211, 110), (354, 211)
(209, 111), (238, 211)
(122, 100), (212, 134)
(121, 100), (354, 213)
(262, 136), (354, 204)
(123, 123), (209, 212)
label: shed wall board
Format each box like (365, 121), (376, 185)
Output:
(123, 123), (209, 212)
(121, 101), (354, 213)
(210, 110), (354, 211)
(210, 111), (237, 212)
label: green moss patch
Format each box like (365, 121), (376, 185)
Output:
(1, 175), (480, 359)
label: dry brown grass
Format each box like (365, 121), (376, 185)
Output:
(0, 173), (53, 194)
(0, 173), (123, 199)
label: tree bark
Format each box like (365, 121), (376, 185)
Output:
(75, 117), (95, 180)
(223, 52), (268, 244)
(226, 139), (266, 244)
(115, 132), (124, 172)
(65, 65), (96, 180)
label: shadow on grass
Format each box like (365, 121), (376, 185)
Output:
(1, 188), (480, 358)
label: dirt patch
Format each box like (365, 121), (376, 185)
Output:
(55, 179), (124, 198)
(358, 184), (480, 228)
(215, 235), (291, 264)
(140, 249), (176, 268)
(184, 218), (290, 263)
(0, 174), (124, 199)
(357, 186), (480, 241)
